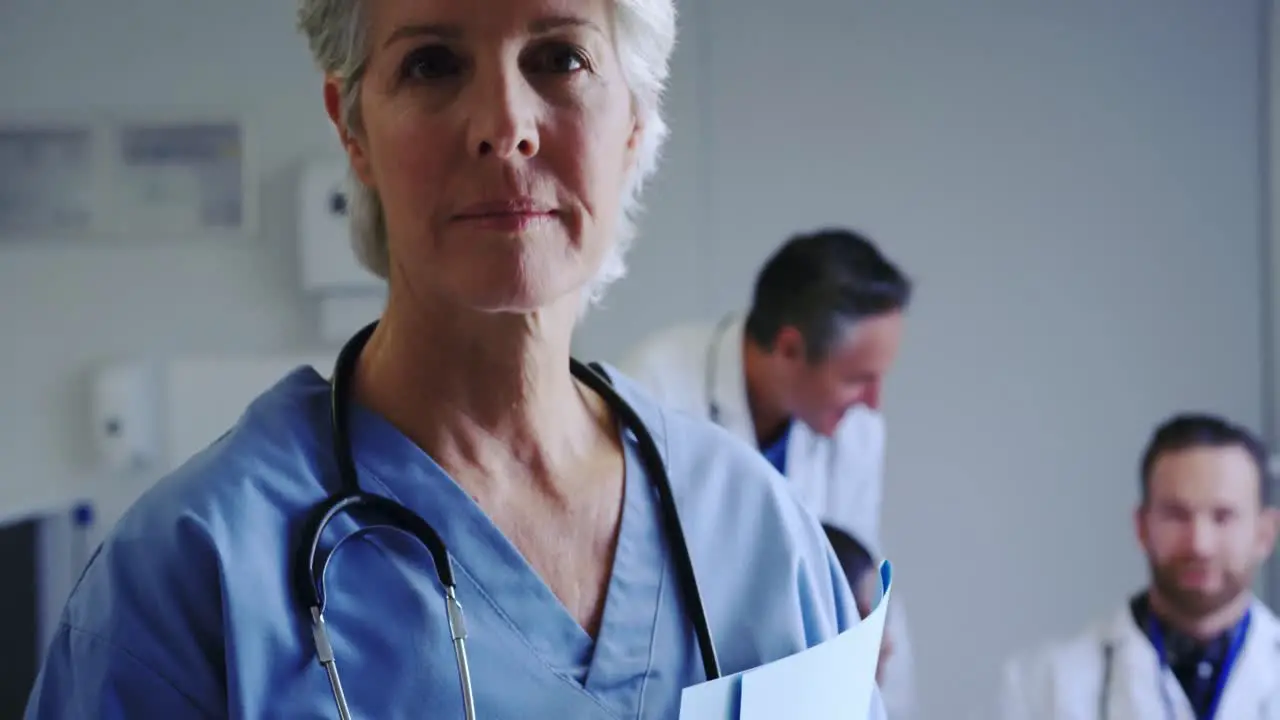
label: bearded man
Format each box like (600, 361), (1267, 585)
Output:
(995, 412), (1280, 719)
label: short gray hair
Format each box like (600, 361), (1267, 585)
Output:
(297, 1), (677, 309)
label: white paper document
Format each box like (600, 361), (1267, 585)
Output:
(679, 560), (892, 720)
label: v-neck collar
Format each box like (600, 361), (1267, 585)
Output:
(342, 396), (666, 716)
(582, 426), (669, 700)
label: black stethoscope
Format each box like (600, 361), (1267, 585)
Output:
(1097, 610), (1262, 720)
(294, 321), (721, 719)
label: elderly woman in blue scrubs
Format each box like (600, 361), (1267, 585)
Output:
(26, 0), (887, 717)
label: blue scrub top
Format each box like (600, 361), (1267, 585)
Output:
(26, 367), (884, 719)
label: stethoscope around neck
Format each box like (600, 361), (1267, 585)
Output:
(295, 320), (721, 719)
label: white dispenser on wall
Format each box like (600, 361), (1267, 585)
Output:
(297, 157), (384, 292)
(89, 362), (160, 473)
(296, 157), (388, 343)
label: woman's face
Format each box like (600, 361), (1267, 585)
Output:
(331, 0), (642, 313)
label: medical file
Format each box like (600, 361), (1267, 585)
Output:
(678, 560), (892, 719)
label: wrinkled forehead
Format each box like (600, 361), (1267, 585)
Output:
(365, 0), (615, 45)
(1148, 445), (1263, 509)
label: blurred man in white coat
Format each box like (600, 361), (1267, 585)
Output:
(996, 413), (1280, 719)
(620, 227), (918, 717)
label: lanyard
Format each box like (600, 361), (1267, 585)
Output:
(1147, 609), (1251, 720)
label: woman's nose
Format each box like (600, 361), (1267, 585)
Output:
(467, 69), (540, 160)
(473, 123), (538, 159)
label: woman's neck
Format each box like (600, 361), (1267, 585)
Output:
(353, 291), (610, 498)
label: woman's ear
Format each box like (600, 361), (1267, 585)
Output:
(624, 110), (645, 172)
(323, 77), (374, 187)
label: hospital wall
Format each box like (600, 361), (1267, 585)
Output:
(580, 2), (1271, 718)
(0, 1), (1267, 718)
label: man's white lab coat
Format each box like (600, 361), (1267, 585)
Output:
(996, 598), (1280, 719)
(619, 315), (918, 718)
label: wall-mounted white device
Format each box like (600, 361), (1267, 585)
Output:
(89, 362), (161, 473)
(297, 157), (385, 292)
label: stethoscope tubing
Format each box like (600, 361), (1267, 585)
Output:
(297, 321), (720, 718)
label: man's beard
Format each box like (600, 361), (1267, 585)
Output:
(1148, 558), (1252, 618)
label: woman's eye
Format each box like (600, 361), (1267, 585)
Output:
(401, 45), (462, 80)
(530, 43), (589, 74)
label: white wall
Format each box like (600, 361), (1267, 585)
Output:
(582, 1), (1269, 717)
(0, 0), (1268, 717)
(0, 0), (713, 530)
(0, 0), (337, 525)
(1267, 0), (1280, 607)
